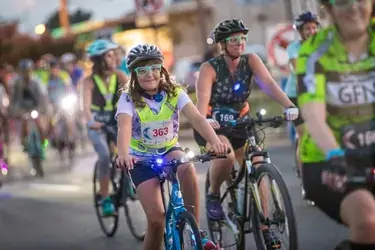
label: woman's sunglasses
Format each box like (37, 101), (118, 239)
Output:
(225, 35), (248, 45)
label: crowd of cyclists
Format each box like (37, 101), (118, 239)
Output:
(1, 0), (375, 249)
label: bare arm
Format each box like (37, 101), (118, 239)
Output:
(195, 62), (215, 117)
(301, 102), (340, 154)
(181, 102), (220, 144)
(248, 53), (294, 108)
(117, 114), (132, 156)
(82, 77), (94, 122)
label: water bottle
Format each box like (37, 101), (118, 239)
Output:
(237, 179), (246, 215)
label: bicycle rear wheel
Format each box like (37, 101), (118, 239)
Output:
(93, 161), (119, 237)
(251, 163), (298, 250)
(122, 171), (146, 241)
(29, 130), (44, 178)
(178, 211), (203, 250)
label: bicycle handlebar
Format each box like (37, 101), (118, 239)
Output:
(220, 115), (285, 129)
(133, 149), (231, 173)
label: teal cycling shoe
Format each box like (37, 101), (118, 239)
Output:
(101, 196), (116, 217)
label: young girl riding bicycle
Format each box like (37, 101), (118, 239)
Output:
(115, 44), (228, 250)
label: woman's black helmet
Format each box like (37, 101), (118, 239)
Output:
(127, 44), (164, 71)
(213, 19), (249, 43)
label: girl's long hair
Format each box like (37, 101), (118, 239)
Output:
(91, 55), (106, 76)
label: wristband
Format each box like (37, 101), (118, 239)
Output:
(325, 148), (345, 161)
(285, 105), (296, 110)
(87, 119), (95, 127)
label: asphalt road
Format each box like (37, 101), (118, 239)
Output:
(0, 140), (348, 250)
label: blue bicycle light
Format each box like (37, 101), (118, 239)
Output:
(156, 158), (163, 165)
(233, 82), (241, 91)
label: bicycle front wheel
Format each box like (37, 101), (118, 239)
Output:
(251, 163), (298, 250)
(178, 211), (203, 250)
(93, 161), (119, 237)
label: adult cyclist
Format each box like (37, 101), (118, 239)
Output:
(46, 59), (76, 148)
(195, 19), (299, 248)
(296, 0), (375, 249)
(82, 39), (128, 216)
(60, 52), (84, 91)
(8, 59), (48, 156)
(60, 52), (86, 147)
(286, 11), (320, 200)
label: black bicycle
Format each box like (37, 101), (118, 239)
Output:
(93, 125), (146, 240)
(205, 112), (298, 250)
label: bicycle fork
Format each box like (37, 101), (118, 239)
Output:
(163, 182), (185, 250)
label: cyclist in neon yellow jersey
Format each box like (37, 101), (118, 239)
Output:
(296, 0), (375, 249)
(83, 39), (128, 217)
(115, 44), (228, 250)
(287, 11), (320, 177)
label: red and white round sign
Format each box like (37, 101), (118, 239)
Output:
(267, 24), (295, 73)
(135, 0), (164, 15)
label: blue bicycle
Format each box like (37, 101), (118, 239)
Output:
(134, 150), (227, 250)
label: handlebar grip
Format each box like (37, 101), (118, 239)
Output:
(202, 148), (231, 160)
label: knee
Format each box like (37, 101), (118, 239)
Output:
(177, 163), (196, 179)
(342, 190), (375, 232)
(147, 209), (165, 230)
(97, 148), (110, 165)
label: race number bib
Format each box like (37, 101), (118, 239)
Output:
(340, 121), (375, 155)
(212, 107), (240, 123)
(141, 120), (174, 145)
(93, 111), (112, 123)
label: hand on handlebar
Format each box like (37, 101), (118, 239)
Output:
(210, 140), (229, 157)
(206, 118), (221, 130)
(284, 106), (299, 121)
(89, 121), (104, 130)
(321, 157), (348, 193)
(116, 154), (136, 170)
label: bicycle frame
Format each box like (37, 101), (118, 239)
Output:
(160, 171), (188, 249)
(218, 129), (282, 234)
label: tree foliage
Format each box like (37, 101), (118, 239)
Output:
(45, 9), (92, 30)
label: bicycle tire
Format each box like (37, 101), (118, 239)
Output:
(31, 157), (44, 178)
(123, 172), (145, 241)
(29, 130), (44, 178)
(205, 167), (243, 249)
(251, 163), (298, 250)
(178, 210), (203, 250)
(93, 161), (119, 237)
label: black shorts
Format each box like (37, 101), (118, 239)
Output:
(289, 97), (304, 127)
(129, 147), (183, 187)
(302, 161), (375, 224)
(193, 127), (247, 151)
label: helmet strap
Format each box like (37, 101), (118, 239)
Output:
(224, 45), (240, 61)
